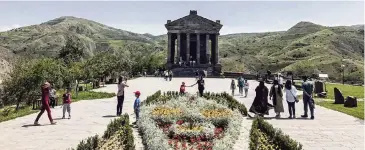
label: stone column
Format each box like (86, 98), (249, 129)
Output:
(167, 33), (171, 64)
(186, 33), (190, 62)
(196, 33), (200, 65)
(177, 33), (181, 63)
(215, 33), (219, 64)
(206, 34), (210, 64)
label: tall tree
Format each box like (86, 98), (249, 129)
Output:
(59, 35), (85, 65)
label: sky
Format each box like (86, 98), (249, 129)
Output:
(0, 1), (363, 35)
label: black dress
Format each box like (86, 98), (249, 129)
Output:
(249, 85), (271, 115)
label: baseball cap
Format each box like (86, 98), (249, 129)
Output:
(134, 91), (141, 95)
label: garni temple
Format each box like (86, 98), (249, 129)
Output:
(165, 10), (223, 76)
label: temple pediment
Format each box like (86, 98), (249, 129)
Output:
(165, 10), (223, 32)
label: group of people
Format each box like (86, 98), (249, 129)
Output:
(230, 77), (249, 97)
(249, 76), (315, 119)
(33, 82), (73, 125)
(164, 70), (173, 81)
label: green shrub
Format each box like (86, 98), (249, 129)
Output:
(75, 114), (135, 150)
(76, 135), (100, 150)
(250, 117), (302, 150)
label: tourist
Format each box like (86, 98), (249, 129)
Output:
(164, 70), (168, 81)
(34, 81), (56, 125)
(278, 74), (284, 89)
(169, 70), (173, 81)
(249, 80), (271, 117)
(49, 85), (57, 108)
(117, 76), (129, 116)
(269, 80), (284, 118)
(244, 79), (249, 97)
(230, 79), (236, 96)
(189, 76), (205, 97)
(237, 77), (244, 96)
(284, 80), (298, 119)
(62, 87), (72, 119)
(132, 91), (141, 125)
(301, 76), (315, 119)
(180, 82), (186, 95)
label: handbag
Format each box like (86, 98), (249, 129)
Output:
(288, 90), (299, 103)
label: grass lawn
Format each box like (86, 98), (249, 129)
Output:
(294, 81), (364, 99)
(0, 90), (116, 123)
(297, 95), (364, 119)
(0, 106), (38, 123)
(316, 101), (364, 119)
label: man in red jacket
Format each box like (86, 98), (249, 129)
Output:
(34, 81), (56, 125)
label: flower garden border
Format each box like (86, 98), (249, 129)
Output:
(249, 117), (303, 150)
(74, 114), (135, 150)
(138, 91), (248, 150)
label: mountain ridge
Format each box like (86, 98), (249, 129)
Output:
(0, 16), (363, 82)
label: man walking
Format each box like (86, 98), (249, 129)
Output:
(34, 81), (56, 125)
(301, 76), (315, 119)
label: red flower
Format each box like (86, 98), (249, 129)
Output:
(176, 120), (184, 125)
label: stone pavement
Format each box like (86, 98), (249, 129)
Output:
(0, 77), (363, 150)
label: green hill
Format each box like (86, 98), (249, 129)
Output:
(0, 17), (363, 83)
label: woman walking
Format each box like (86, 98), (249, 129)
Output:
(249, 81), (271, 117)
(116, 76), (129, 116)
(34, 81), (56, 125)
(285, 80), (298, 119)
(269, 80), (284, 118)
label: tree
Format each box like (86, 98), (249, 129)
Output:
(59, 35), (85, 65)
(2, 58), (67, 110)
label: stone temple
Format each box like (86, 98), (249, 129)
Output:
(165, 10), (223, 76)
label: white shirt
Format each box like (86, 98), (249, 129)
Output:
(285, 85), (297, 102)
(117, 82), (126, 96)
(279, 77), (284, 85)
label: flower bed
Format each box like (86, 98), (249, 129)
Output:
(249, 117), (302, 150)
(138, 92), (244, 150)
(75, 114), (135, 150)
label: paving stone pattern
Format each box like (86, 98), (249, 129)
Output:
(0, 77), (363, 150)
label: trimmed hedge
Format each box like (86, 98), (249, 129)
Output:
(250, 117), (302, 150)
(75, 114), (135, 150)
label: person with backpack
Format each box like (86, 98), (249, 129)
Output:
(237, 77), (244, 96)
(244, 79), (249, 97)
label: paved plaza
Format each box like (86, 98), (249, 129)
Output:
(0, 77), (363, 150)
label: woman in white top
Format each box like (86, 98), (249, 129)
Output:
(117, 76), (129, 116)
(284, 80), (298, 119)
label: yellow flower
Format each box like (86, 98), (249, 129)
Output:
(201, 109), (232, 118)
(152, 107), (182, 116)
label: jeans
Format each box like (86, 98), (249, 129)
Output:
(134, 109), (140, 120)
(303, 94), (314, 117)
(244, 88), (248, 97)
(35, 104), (53, 123)
(198, 89), (204, 97)
(117, 95), (124, 116)
(287, 101), (295, 117)
(63, 103), (71, 117)
(238, 86), (243, 95)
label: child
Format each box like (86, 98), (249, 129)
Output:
(230, 79), (236, 96)
(62, 87), (72, 119)
(180, 82), (186, 95)
(132, 91), (141, 125)
(244, 79), (249, 98)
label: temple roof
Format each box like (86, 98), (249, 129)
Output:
(165, 10), (223, 33)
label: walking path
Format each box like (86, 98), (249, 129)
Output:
(0, 77), (363, 150)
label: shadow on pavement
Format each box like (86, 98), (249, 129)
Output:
(53, 117), (65, 120)
(102, 115), (118, 118)
(22, 124), (50, 127)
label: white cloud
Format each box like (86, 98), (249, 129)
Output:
(0, 24), (22, 32)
